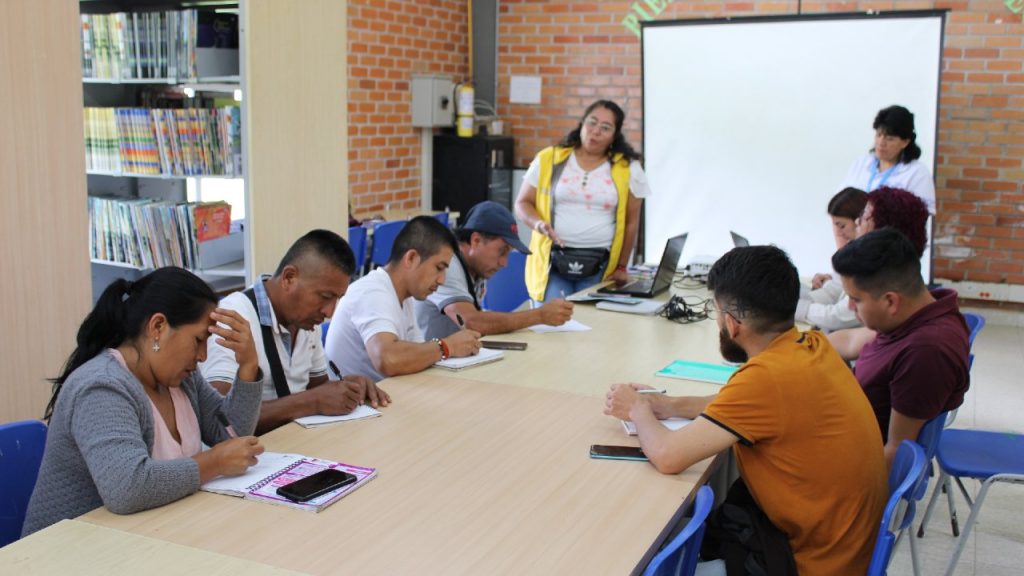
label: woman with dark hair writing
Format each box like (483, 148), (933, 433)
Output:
(23, 267), (265, 536)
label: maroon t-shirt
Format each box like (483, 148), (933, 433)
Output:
(855, 289), (970, 441)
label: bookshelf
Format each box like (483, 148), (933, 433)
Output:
(80, 2), (247, 298)
(2, 0), (347, 423)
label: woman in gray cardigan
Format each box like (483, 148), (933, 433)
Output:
(23, 267), (266, 536)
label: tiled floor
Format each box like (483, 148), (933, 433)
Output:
(888, 311), (1024, 576)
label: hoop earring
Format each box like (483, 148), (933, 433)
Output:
(152, 340), (161, 353)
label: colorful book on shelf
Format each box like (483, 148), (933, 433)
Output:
(201, 452), (376, 513)
(655, 360), (739, 385)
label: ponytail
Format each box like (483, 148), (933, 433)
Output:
(45, 268), (217, 421)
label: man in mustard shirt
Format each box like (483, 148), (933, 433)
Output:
(605, 245), (887, 575)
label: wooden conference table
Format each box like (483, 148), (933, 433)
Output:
(69, 285), (726, 575)
(0, 519), (305, 575)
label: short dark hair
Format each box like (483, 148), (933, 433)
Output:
(560, 99), (642, 163)
(866, 187), (930, 257)
(707, 245), (799, 332)
(455, 228), (500, 244)
(873, 105), (922, 163)
(827, 187), (868, 220)
(274, 229), (356, 277)
(389, 216), (458, 264)
(832, 228), (926, 297)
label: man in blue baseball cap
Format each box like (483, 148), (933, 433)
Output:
(415, 201), (574, 339)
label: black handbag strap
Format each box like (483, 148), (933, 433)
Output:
(243, 287), (290, 398)
(453, 248), (481, 311)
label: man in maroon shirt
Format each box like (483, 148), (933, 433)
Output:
(828, 228), (970, 467)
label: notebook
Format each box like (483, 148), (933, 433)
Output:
(655, 360), (739, 385)
(597, 233), (687, 298)
(294, 404), (381, 428)
(566, 292), (644, 305)
(201, 452), (376, 512)
(595, 300), (667, 315)
(434, 347), (504, 370)
(622, 417), (693, 435)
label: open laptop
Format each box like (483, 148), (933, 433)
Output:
(597, 233), (687, 298)
(730, 231), (750, 247)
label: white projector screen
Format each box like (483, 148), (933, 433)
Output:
(642, 12), (943, 279)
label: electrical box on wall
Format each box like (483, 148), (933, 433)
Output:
(411, 74), (454, 127)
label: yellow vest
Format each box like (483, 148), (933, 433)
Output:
(525, 146), (632, 302)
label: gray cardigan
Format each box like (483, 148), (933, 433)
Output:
(22, 351), (262, 536)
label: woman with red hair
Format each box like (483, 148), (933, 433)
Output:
(797, 187), (928, 331)
(856, 186), (930, 257)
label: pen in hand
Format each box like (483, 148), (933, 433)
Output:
(216, 410), (237, 438)
(328, 360), (344, 380)
(456, 313), (466, 328)
(638, 389), (667, 395)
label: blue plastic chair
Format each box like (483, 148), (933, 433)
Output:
(370, 220), (407, 268)
(320, 320), (330, 347)
(0, 420), (47, 547)
(432, 212), (450, 228)
(918, 429), (1024, 575)
(348, 225), (368, 276)
(962, 312), (985, 347)
(482, 250), (529, 312)
(643, 485), (714, 576)
(866, 441), (928, 576)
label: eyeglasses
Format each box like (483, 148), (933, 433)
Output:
(705, 299), (743, 324)
(583, 117), (615, 135)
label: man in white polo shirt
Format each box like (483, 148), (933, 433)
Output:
(325, 216), (481, 382)
(201, 229), (388, 434)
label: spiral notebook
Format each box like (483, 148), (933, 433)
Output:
(201, 452), (376, 512)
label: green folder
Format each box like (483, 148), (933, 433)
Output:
(655, 360), (738, 385)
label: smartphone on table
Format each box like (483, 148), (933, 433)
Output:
(480, 340), (528, 351)
(589, 444), (648, 461)
(276, 468), (357, 502)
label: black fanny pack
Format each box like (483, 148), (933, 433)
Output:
(550, 247), (609, 278)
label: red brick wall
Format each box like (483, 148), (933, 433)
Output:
(347, 0), (469, 214)
(494, 0), (1024, 285)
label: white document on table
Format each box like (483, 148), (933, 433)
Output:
(528, 319), (592, 333)
(294, 404), (382, 428)
(621, 418), (693, 436)
(435, 347), (505, 370)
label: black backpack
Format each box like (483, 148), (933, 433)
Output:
(700, 478), (799, 576)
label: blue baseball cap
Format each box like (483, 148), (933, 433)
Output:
(461, 201), (532, 254)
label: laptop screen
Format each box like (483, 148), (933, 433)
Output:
(652, 233), (688, 291)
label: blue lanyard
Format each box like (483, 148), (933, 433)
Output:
(867, 159), (897, 191)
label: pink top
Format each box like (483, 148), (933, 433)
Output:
(109, 349), (203, 459)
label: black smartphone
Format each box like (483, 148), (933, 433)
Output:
(276, 468), (357, 503)
(589, 444), (648, 461)
(480, 340), (528, 351)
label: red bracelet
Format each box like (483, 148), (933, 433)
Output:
(433, 337), (450, 360)
(615, 264), (628, 272)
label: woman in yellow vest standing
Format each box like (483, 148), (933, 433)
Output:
(515, 100), (651, 302)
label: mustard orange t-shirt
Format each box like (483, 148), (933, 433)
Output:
(703, 328), (887, 576)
